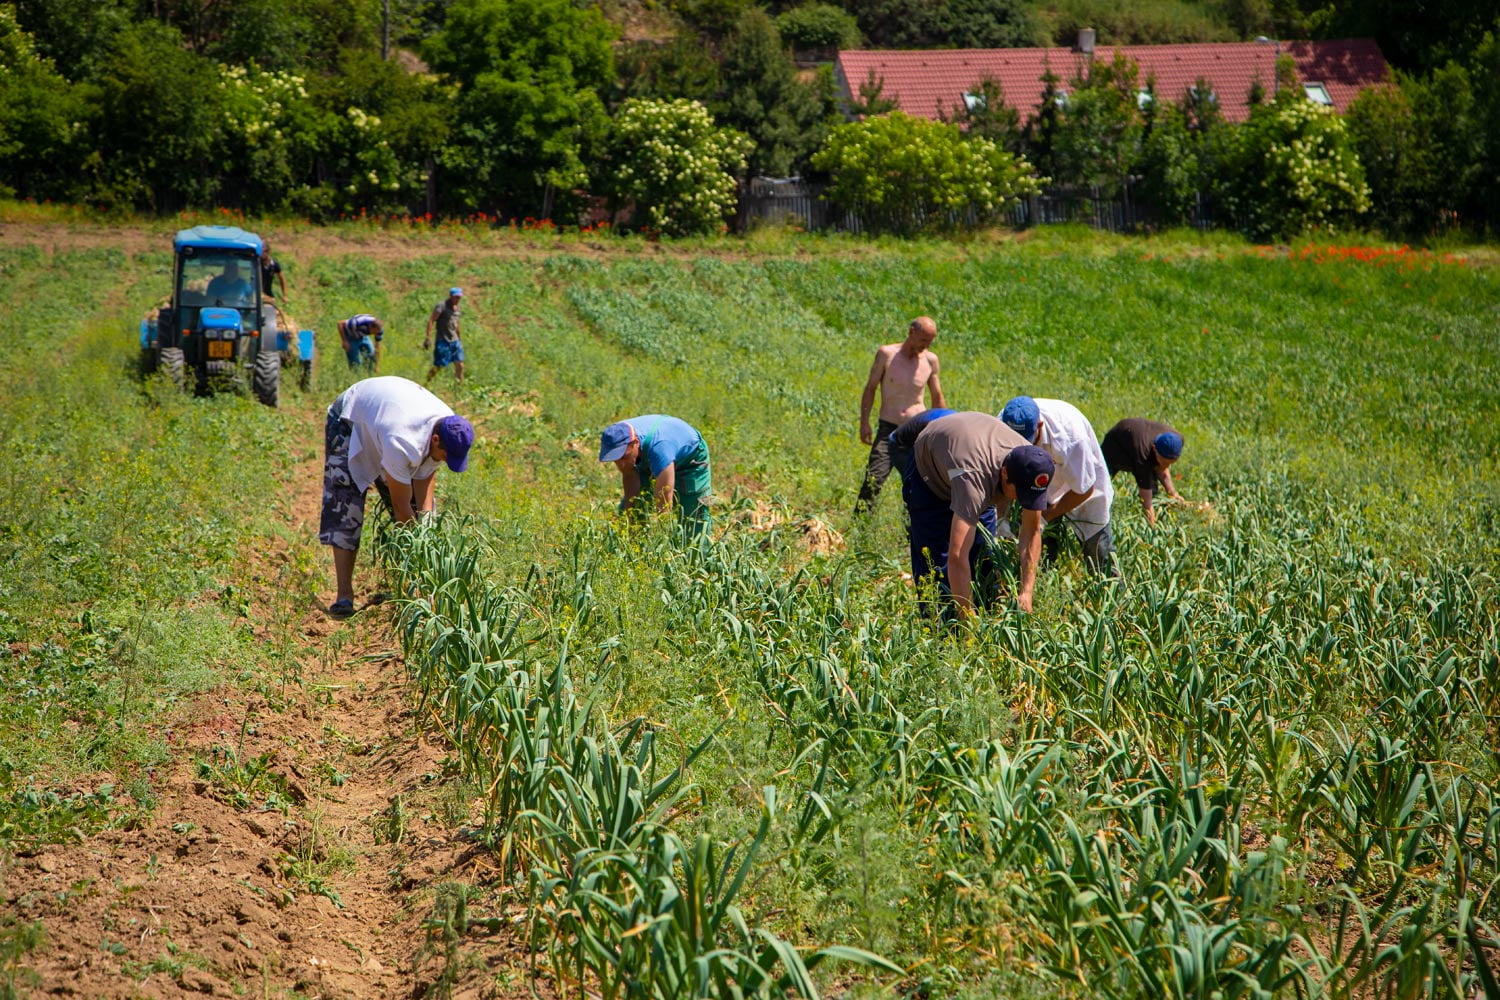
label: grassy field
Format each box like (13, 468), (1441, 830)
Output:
(0, 219), (1496, 998)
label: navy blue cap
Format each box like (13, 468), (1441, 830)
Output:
(599, 421), (633, 462)
(1000, 396), (1040, 442)
(1003, 445), (1055, 511)
(1153, 431), (1183, 460)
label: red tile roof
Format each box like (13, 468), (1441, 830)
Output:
(835, 39), (1389, 124)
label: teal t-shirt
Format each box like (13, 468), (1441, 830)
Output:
(626, 415), (703, 477)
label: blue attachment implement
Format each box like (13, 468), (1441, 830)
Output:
(140, 317), (155, 349)
(297, 329), (315, 362)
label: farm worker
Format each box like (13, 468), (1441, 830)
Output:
(999, 396), (1118, 577)
(907, 412), (1054, 616)
(1100, 418), (1185, 528)
(338, 314), (384, 370)
(855, 316), (946, 515)
(424, 287), (465, 386)
(261, 241), (288, 301)
(599, 415), (712, 537)
(321, 376), (474, 618)
(206, 260), (252, 305)
(885, 407), (956, 487)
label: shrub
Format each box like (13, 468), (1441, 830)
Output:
(1217, 97), (1371, 241)
(811, 111), (1041, 234)
(607, 98), (751, 237)
(774, 3), (860, 53)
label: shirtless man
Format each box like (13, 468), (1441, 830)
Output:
(855, 316), (945, 515)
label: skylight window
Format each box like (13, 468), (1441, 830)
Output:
(963, 92), (985, 112)
(1303, 82), (1333, 105)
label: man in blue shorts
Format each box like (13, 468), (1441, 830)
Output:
(907, 412), (1054, 616)
(424, 287), (465, 386)
(338, 314), (384, 370)
(598, 415), (712, 537)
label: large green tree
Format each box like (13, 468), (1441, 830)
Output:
(714, 7), (827, 177)
(0, 5), (88, 200)
(424, 0), (614, 218)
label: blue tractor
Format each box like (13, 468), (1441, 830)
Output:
(140, 226), (314, 406)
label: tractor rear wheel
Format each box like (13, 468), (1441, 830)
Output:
(253, 349), (281, 408)
(160, 347), (185, 388)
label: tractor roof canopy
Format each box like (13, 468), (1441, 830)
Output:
(173, 226), (264, 254)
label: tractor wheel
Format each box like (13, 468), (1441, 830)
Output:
(253, 349), (281, 408)
(160, 347), (185, 388)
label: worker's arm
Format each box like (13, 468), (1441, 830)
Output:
(1015, 508), (1042, 612)
(1044, 488), (1093, 523)
(618, 463), (643, 512)
(423, 310), (435, 348)
(1159, 467), (1182, 500)
(337, 320), (350, 351)
(410, 474), (436, 515)
(859, 349), (886, 445)
(1139, 487), (1157, 528)
(946, 516), (977, 617)
(277, 271), (288, 301)
(927, 354), (946, 408)
(653, 462), (676, 513)
(384, 477), (419, 524)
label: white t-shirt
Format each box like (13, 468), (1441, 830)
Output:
(332, 376), (453, 491)
(1032, 398), (1114, 529)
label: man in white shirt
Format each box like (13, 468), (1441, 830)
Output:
(999, 396), (1117, 577)
(320, 376), (474, 617)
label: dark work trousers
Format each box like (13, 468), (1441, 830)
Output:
(854, 419), (900, 515)
(903, 456), (1001, 616)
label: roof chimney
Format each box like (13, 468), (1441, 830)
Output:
(1075, 28), (1096, 54)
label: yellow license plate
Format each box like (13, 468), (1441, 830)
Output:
(208, 340), (233, 358)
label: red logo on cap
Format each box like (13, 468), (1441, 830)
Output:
(1034, 472), (1050, 489)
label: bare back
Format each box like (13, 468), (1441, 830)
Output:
(872, 343), (939, 424)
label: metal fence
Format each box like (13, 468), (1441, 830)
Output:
(738, 178), (1215, 234)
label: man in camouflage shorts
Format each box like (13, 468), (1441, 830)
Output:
(319, 376), (474, 617)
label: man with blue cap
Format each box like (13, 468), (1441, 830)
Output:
(424, 287), (466, 386)
(999, 396), (1117, 577)
(599, 415), (712, 536)
(1100, 418), (1186, 528)
(320, 376), (474, 617)
(907, 412), (1055, 616)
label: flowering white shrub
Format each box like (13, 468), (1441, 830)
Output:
(609, 99), (751, 237)
(1219, 97), (1371, 240)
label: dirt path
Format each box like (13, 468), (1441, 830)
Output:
(5, 405), (527, 998)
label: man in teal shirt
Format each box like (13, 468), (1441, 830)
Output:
(599, 415), (712, 536)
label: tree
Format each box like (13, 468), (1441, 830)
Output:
(947, 76), (1023, 156)
(715, 7), (825, 176)
(1050, 51), (1144, 194)
(604, 98), (750, 236)
(615, 35), (721, 105)
(775, 3), (860, 56)
(811, 111), (1041, 234)
(0, 5), (88, 200)
(1217, 97), (1371, 240)
(423, 0), (615, 218)
(848, 0), (1044, 49)
(1136, 104), (1199, 226)
(11, 0), (132, 81)
(846, 68), (896, 117)
(89, 20), (225, 210)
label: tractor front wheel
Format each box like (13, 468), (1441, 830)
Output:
(159, 347), (185, 388)
(253, 349), (280, 408)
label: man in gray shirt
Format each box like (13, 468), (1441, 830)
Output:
(908, 412), (1055, 616)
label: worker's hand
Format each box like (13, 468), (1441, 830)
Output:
(860, 424), (873, 445)
(422, 339), (430, 350)
(995, 518), (1017, 541)
(1016, 591), (1033, 613)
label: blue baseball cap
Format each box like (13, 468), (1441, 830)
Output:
(436, 415), (474, 472)
(599, 421), (633, 462)
(1000, 396), (1040, 442)
(1153, 431), (1183, 460)
(1003, 445), (1055, 511)
(449, 287), (463, 297)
